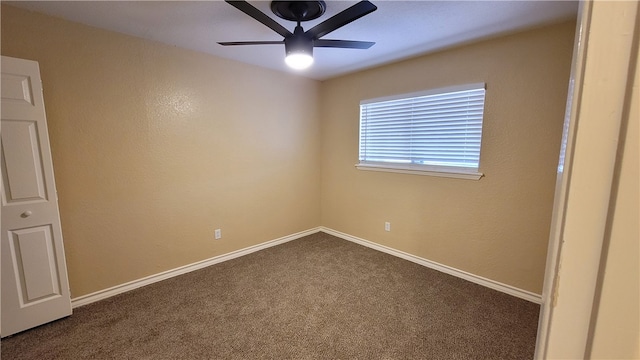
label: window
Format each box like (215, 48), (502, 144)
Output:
(357, 83), (486, 180)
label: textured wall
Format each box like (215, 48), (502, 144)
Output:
(1, 4), (576, 299)
(319, 21), (576, 294)
(1, 5), (321, 297)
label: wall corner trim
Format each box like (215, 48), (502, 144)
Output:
(320, 227), (543, 304)
(71, 227), (322, 308)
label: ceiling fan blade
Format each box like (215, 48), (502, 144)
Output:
(314, 39), (375, 49)
(218, 41), (284, 46)
(225, 1), (292, 38)
(305, 1), (377, 40)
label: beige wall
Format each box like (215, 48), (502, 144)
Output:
(319, 21), (576, 294)
(1, 5), (576, 299)
(1, 5), (321, 297)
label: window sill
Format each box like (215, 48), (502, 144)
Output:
(355, 163), (484, 180)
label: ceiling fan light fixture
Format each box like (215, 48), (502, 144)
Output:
(220, 1), (378, 70)
(284, 31), (314, 70)
(285, 53), (314, 70)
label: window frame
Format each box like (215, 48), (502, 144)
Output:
(356, 83), (486, 180)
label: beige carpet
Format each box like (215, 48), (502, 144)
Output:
(1, 232), (540, 359)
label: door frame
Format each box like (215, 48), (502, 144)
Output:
(535, 0), (639, 358)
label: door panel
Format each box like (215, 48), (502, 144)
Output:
(2, 120), (48, 203)
(1, 73), (34, 106)
(1, 56), (72, 337)
(8, 225), (62, 305)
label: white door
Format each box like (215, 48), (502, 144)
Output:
(1, 56), (72, 337)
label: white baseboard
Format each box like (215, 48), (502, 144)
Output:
(71, 227), (322, 308)
(320, 227), (542, 304)
(72, 226), (541, 308)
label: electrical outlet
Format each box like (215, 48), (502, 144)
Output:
(385, 222), (391, 232)
(214, 229), (222, 240)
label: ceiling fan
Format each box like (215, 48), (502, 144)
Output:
(218, 1), (378, 70)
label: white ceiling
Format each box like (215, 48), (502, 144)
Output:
(8, 1), (579, 80)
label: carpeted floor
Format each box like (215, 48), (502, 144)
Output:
(1, 232), (540, 359)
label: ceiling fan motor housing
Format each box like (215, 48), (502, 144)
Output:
(285, 26), (313, 57)
(271, 1), (327, 22)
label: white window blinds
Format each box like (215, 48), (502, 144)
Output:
(359, 83), (486, 174)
